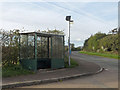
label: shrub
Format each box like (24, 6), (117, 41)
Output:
(1, 29), (20, 66)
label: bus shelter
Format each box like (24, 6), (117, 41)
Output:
(19, 32), (64, 71)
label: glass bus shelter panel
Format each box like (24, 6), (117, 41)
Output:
(28, 35), (35, 59)
(20, 34), (37, 71)
(52, 36), (57, 58)
(20, 35), (28, 59)
(51, 36), (64, 69)
(60, 36), (64, 59)
(37, 36), (48, 58)
(41, 37), (48, 58)
(52, 36), (64, 59)
(37, 36), (51, 69)
(37, 36), (41, 58)
(57, 36), (64, 59)
(20, 35), (35, 59)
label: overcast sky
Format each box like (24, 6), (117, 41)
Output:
(0, 2), (118, 47)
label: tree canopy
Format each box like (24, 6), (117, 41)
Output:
(83, 32), (118, 53)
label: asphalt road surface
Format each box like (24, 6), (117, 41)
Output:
(23, 51), (118, 88)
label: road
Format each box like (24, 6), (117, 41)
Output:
(23, 51), (118, 88)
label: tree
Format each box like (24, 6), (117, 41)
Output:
(1, 29), (20, 66)
(83, 31), (118, 53)
(83, 32), (106, 52)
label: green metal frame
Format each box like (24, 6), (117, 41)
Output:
(19, 32), (65, 71)
(34, 33), (37, 72)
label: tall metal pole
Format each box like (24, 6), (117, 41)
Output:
(66, 16), (73, 66)
(68, 21), (71, 66)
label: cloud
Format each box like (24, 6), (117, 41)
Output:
(0, 0), (119, 2)
(0, 2), (117, 47)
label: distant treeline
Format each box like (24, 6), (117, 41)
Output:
(83, 32), (118, 54)
(65, 44), (82, 51)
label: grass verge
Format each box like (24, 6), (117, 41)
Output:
(80, 51), (118, 59)
(2, 64), (34, 77)
(64, 55), (79, 68)
(3, 56), (79, 77)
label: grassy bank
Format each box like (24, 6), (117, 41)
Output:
(2, 64), (34, 77)
(64, 55), (79, 68)
(80, 51), (118, 59)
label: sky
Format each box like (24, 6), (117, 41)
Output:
(0, 2), (118, 47)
